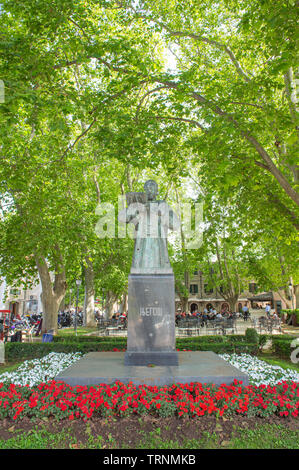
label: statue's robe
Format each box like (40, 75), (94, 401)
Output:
(118, 199), (180, 273)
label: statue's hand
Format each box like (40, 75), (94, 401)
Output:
(129, 210), (139, 221)
(127, 202), (145, 224)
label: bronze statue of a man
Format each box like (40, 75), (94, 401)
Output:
(119, 180), (180, 273)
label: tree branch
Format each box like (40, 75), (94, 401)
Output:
(129, 8), (252, 82)
(154, 115), (206, 131)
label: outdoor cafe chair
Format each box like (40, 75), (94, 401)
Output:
(222, 319), (236, 335)
(22, 325), (35, 343)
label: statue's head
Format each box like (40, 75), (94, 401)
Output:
(144, 180), (158, 201)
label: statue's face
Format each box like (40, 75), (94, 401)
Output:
(144, 181), (158, 200)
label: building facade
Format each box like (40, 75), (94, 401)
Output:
(175, 271), (254, 313)
(0, 277), (43, 317)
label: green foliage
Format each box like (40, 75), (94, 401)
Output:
(271, 336), (298, 359)
(245, 328), (259, 344)
(258, 335), (268, 349)
(0, 422), (298, 449)
(0, 427), (77, 449)
(228, 424), (299, 450)
(4, 342), (124, 360)
(281, 309), (299, 323)
(4, 336), (259, 360)
(257, 353), (299, 373)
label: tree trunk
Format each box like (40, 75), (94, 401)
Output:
(226, 296), (238, 312)
(280, 288), (293, 309)
(35, 250), (67, 335)
(40, 291), (62, 333)
(119, 293), (128, 314)
(59, 296), (65, 312)
(177, 293), (188, 313)
(105, 291), (118, 318)
(83, 257), (96, 327)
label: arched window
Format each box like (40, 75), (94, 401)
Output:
(190, 303), (198, 313)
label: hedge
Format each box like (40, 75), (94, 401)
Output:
(271, 336), (299, 359)
(245, 328), (259, 344)
(281, 309), (299, 325)
(3, 339), (259, 361)
(54, 334), (249, 344)
(177, 342), (259, 355)
(3, 342), (126, 360)
(53, 335), (127, 343)
(270, 334), (299, 342)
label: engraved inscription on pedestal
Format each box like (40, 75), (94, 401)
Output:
(140, 307), (163, 316)
(124, 274), (178, 366)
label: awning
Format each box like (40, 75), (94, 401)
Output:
(248, 292), (273, 302)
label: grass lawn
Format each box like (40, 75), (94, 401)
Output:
(281, 325), (299, 335)
(258, 351), (299, 372)
(132, 424), (299, 449)
(0, 418), (297, 449)
(0, 361), (24, 374)
(57, 326), (99, 337)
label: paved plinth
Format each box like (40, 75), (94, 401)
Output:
(56, 351), (249, 387)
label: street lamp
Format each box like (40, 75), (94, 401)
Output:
(74, 280), (82, 336)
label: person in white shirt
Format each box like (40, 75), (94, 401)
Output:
(265, 304), (271, 317)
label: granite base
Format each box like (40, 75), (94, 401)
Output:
(55, 351), (249, 387)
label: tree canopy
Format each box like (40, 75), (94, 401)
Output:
(0, 0), (298, 327)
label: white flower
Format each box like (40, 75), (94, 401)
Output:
(0, 352), (82, 387)
(220, 353), (299, 386)
(1, 352), (298, 388)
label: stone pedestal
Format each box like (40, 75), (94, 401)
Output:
(124, 274), (178, 366)
(56, 351), (250, 387)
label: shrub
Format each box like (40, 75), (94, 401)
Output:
(4, 342), (125, 361)
(245, 328), (259, 344)
(55, 334), (247, 345)
(281, 309), (299, 325)
(54, 335), (127, 344)
(271, 336), (299, 359)
(258, 335), (268, 350)
(4, 339), (259, 361)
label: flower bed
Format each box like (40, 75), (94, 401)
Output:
(1, 352), (298, 388)
(220, 353), (299, 386)
(0, 353), (298, 422)
(0, 379), (298, 421)
(0, 353), (82, 387)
